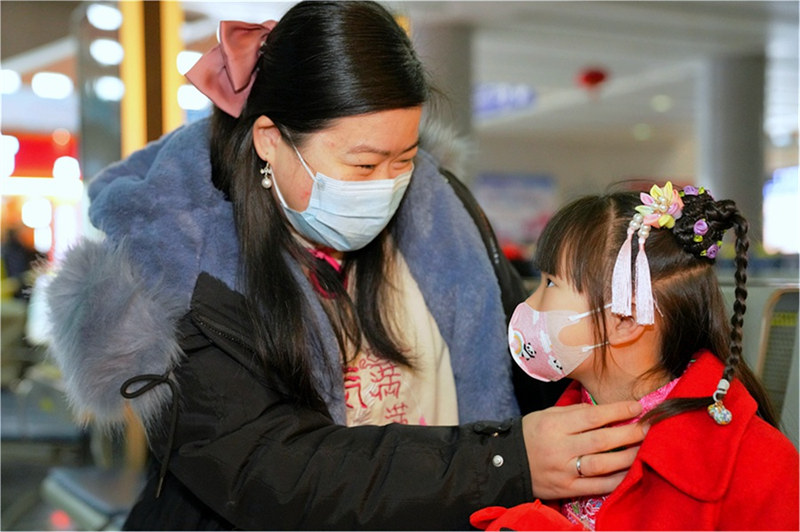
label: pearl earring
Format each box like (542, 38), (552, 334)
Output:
(260, 162), (273, 189)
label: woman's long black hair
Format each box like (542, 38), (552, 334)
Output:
(534, 185), (778, 427)
(209, 1), (429, 410)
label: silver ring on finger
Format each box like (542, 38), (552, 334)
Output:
(575, 455), (585, 478)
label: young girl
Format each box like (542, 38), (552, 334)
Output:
(472, 182), (799, 530)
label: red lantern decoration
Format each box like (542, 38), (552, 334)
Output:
(576, 67), (608, 92)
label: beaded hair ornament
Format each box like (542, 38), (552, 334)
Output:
(611, 181), (732, 425)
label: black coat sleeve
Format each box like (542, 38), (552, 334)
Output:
(137, 276), (533, 531)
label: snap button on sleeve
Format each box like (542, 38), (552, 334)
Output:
(492, 454), (504, 468)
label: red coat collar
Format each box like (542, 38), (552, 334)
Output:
(557, 351), (757, 501)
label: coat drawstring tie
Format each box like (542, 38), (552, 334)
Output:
(120, 373), (179, 499)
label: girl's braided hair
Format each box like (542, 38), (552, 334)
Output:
(673, 189), (748, 378)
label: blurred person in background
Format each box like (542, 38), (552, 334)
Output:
(45, 1), (646, 529)
(2, 200), (47, 384)
(1, 215), (44, 301)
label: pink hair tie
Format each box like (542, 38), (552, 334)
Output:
(185, 19), (277, 118)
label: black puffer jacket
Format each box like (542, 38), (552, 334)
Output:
(125, 273), (534, 530)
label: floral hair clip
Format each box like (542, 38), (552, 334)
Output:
(635, 181), (684, 230)
(693, 219), (724, 258)
(612, 182), (684, 325)
(681, 186), (724, 259)
(679, 184), (715, 200)
(701, 241), (723, 259)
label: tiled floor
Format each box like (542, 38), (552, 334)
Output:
(1, 387), (90, 531)
(1, 441), (83, 531)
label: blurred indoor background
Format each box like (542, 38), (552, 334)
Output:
(1, 1), (797, 530)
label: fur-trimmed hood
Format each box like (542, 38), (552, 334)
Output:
(46, 117), (518, 430)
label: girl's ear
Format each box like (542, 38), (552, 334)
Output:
(252, 115), (282, 161)
(607, 312), (646, 347)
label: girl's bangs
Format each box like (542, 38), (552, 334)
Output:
(534, 196), (613, 294)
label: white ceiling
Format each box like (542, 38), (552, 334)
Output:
(184, 1), (799, 146)
(3, 1), (797, 147)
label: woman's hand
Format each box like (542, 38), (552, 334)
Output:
(522, 401), (647, 500)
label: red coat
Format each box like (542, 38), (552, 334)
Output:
(472, 351), (799, 530)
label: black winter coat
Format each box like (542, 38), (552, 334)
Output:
(125, 274), (536, 530)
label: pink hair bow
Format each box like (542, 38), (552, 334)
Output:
(185, 20), (277, 118)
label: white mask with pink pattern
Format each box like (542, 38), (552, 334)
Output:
(508, 302), (607, 382)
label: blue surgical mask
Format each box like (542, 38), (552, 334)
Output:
(272, 145), (413, 251)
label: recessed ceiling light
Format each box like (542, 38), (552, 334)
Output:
(53, 156), (82, 181)
(87, 4), (123, 31)
(31, 72), (74, 99)
(94, 76), (125, 101)
(177, 84), (210, 111)
(90, 39), (124, 66)
(1, 69), (21, 94)
(22, 197), (52, 229)
(651, 94), (673, 113)
(177, 51), (203, 75)
(1, 135), (20, 178)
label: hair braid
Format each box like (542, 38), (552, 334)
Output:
(672, 192), (750, 386)
(724, 204), (749, 383)
(716, 200), (779, 426)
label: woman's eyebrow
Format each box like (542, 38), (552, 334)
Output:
(347, 140), (419, 156)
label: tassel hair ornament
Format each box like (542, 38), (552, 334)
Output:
(611, 182), (683, 325)
(611, 223), (635, 317)
(634, 224), (654, 324)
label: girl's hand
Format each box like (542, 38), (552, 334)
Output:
(522, 401), (647, 499)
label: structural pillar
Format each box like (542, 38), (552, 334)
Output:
(411, 21), (474, 179)
(695, 55), (766, 246)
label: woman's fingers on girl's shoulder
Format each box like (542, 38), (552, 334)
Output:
(569, 445), (642, 497)
(572, 400), (643, 433)
(574, 445), (640, 479)
(576, 420), (647, 459)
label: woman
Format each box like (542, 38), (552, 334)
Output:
(47, 2), (645, 529)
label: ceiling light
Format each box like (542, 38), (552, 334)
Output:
(1, 135), (20, 177)
(651, 94), (673, 113)
(87, 4), (123, 31)
(177, 84), (210, 111)
(93, 76), (125, 101)
(21, 197), (53, 229)
(177, 51), (203, 75)
(1, 69), (21, 94)
(53, 156), (81, 181)
(31, 72), (74, 99)
(90, 38), (124, 66)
